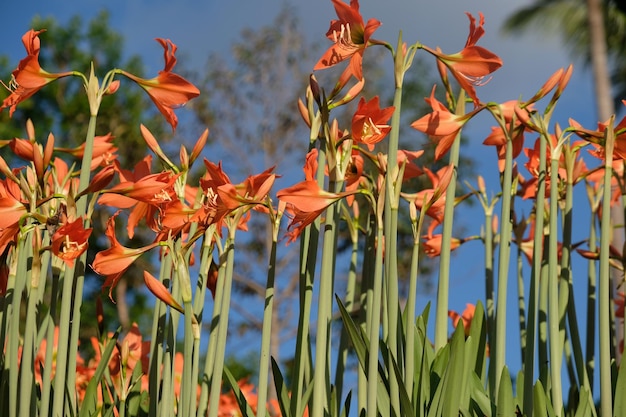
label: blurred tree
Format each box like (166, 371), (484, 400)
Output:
(0, 10), (168, 332)
(502, 0), (626, 118)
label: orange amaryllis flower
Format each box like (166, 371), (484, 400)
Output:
(92, 212), (160, 298)
(448, 303), (477, 337)
(351, 96), (395, 150)
(217, 167), (277, 210)
(120, 38), (200, 131)
(422, 234), (462, 258)
(422, 13), (502, 106)
(1, 29), (73, 116)
(50, 218), (92, 267)
(314, 0), (381, 80)
(403, 164), (455, 225)
(144, 270), (184, 313)
(411, 86), (478, 160)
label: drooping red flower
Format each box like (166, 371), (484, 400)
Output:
(314, 0), (381, 80)
(448, 303), (477, 337)
(50, 218), (92, 267)
(411, 86), (478, 160)
(92, 212), (160, 299)
(120, 38), (200, 131)
(351, 96), (394, 150)
(1, 29), (73, 116)
(421, 13), (502, 106)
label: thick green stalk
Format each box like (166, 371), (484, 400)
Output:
(561, 151), (594, 413)
(9, 233), (30, 417)
(434, 91), (464, 351)
(384, 49), (404, 414)
(493, 134), (514, 396)
(548, 156), (563, 416)
(181, 300), (195, 417)
(404, 210), (427, 397)
(598, 121), (615, 417)
(198, 244), (227, 417)
(39, 269), (61, 417)
(311, 195), (341, 417)
(333, 214), (359, 404)
(51, 113), (97, 417)
(366, 222), (384, 417)
(256, 219), (280, 417)
(19, 232), (42, 417)
(192, 228), (213, 417)
(484, 210), (495, 392)
(148, 253), (172, 417)
(207, 232), (237, 417)
(585, 186), (598, 391)
(523, 129), (547, 416)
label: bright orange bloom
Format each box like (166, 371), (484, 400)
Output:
(91, 212), (160, 299)
(482, 101), (533, 171)
(410, 86), (477, 160)
(422, 13), (502, 106)
(448, 303), (476, 336)
(143, 271), (184, 313)
(1, 29), (73, 116)
(50, 218), (92, 267)
(314, 0), (381, 80)
(403, 164), (455, 225)
(351, 96), (394, 150)
(423, 234), (462, 258)
(120, 38), (200, 131)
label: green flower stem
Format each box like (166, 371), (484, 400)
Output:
(598, 119), (615, 417)
(289, 144), (325, 417)
(366, 221), (384, 417)
(561, 148), (594, 409)
(383, 36), (407, 416)
(434, 90), (465, 351)
(192, 228), (214, 417)
(198, 243), (227, 417)
(39, 268), (61, 417)
(548, 156), (563, 416)
(51, 112), (97, 417)
(256, 214), (281, 417)
(8, 232), (30, 417)
(523, 129), (547, 416)
(484, 210), (495, 366)
(148, 253), (172, 417)
(19, 232), (43, 417)
(311, 189), (341, 417)
(162, 259), (182, 416)
(404, 206), (428, 397)
(493, 130), (514, 397)
(207, 231), (237, 417)
(334, 211), (359, 404)
(182, 300), (195, 417)
(516, 239), (527, 364)
(358, 216), (376, 415)
(585, 183), (599, 391)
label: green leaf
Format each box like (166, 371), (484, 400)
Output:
(271, 358), (292, 417)
(496, 366), (514, 417)
(79, 327), (121, 417)
(614, 358), (626, 417)
(574, 386), (591, 417)
(469, 373), (492, 417)
(532, 380), (549, 417)
(335, 296), (391, 414)
(224, 366), (256, 417)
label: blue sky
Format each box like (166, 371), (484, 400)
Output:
(2, 0), (608, 392)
